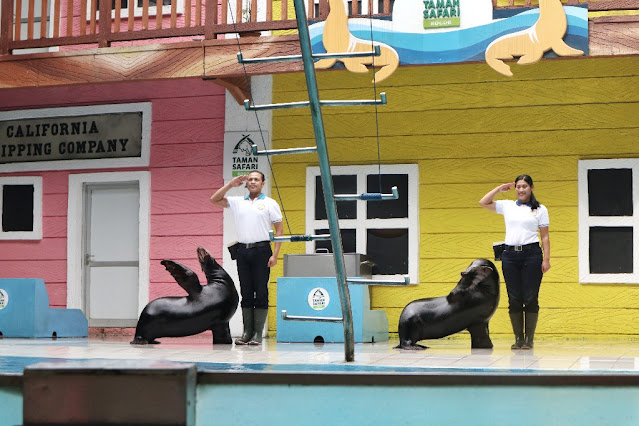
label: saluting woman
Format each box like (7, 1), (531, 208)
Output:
(479, 174), (551, 349)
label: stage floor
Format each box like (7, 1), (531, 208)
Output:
(2, 334), (639, 374)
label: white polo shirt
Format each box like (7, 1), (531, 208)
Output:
(227, 193), (283, 244)
(495, 200), (549, 246)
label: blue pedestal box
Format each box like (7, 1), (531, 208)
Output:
(0, 278), (88, 338)
(276, 277), (388, 343)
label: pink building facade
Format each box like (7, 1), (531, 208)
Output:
(0, 77), (227, 329)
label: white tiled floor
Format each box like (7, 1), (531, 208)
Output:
(2, 334), (639, 372)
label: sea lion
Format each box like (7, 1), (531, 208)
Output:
(131, 246), (239, 345)
(314, 0), (399, 83)
(485, 0), (584, 77)
(395, 259), (500, 350)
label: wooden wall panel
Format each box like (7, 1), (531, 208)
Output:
(43, 216), (68, 238)
(42, 172), (70, 194)
(150, 142), (224, 167)
(277, 76), (639, 114)
(0, 79), (226, 108)
(271, 128), (639, 162)
(422, 181), (577, 208)
(151, 165), (222, 191)
(151, 189), (217, 214)
(421, 231), (576, 258)
(421, 206), (576, 233)
(0, 239), (67, 260)
(0, 260), (67, 282)
(151, 118), (225, 145)
(152, 95), (226, 121)
(275, 57), (639, 91)
(271, 56), (639, 337)
(151, 212), (222, 236)
(274, 103), (636, 139)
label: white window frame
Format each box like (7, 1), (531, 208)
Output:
(0, 176), (43, 240)
(578, 158), (639, 284)
(306, 164), (419, 283)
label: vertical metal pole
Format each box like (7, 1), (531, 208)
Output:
(292, 0), (355, 362)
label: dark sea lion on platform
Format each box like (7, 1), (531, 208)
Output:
(395, 259), (500, 350)
(131, 246), (239, 345)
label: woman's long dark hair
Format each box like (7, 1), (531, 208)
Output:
(515, 174), (540, 210)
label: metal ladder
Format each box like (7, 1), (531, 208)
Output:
(237, 0), (408, 362)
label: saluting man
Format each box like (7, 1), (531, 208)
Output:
(211, 171), (283, 345)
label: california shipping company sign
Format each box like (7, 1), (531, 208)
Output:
(0, 112), (143, 164)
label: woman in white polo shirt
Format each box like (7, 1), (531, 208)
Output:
(480, 174), (551, 350)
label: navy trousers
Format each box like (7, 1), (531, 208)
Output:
(501, 246), (544, 314)
(236, 245), (272, 309)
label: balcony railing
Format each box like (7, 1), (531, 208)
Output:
(1, 0), (400, 54)
(0, 0), (623, 56)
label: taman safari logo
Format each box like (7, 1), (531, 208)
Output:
(423, 0), (460, 29)
(0, 289), (8, 310)
(232, 134), (259, 176)
(308, 287), (330, 311)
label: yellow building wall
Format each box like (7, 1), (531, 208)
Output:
(267, 55), (639, 339)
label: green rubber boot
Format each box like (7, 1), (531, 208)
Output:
(234, 308), (254, 345)
(509, 312), (525, 349)
(248, 309), (268, 345)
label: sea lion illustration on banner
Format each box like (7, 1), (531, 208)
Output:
(131, 247), (239, 345)
(485, 0), (584, 77)
(314, 0), (399, 83)
(395, 259), (500, 350)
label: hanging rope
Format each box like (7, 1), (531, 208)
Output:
(227, 0), (293, 235)
(366, 0), (384, 193)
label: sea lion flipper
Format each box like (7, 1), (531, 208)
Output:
(161, 259), (202, 296)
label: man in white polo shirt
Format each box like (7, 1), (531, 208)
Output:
(211, 171), (283, 345)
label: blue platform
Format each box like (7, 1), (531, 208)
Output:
(0, 279), (88, 338)
(276, 277), (388, 343)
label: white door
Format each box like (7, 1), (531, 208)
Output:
(84, 183), (140, 327)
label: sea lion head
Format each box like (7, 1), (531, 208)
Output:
(448, 259), (500, 302)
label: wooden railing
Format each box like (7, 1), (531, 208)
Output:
(0, 0), (635, 55)
(0, 0), (335, 54)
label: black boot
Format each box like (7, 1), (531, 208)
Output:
(248, 309), (268, 345)
(235, 308), (254, 345)
(522, 312), (538, 350)
(509, 312), (525, 349)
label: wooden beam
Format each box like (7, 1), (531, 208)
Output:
(207, 76), (251, 104)
(0, 36), (302, 103)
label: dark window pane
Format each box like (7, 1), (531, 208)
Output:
(2, 185), (34, 232)
(366, 228), (408, 274)
(99, 0), (171, 9)
(315, 175), (357, 220)
(588, 169), (632, 216)
(97, 0), (130, 9)
(589, 227), (632, 273)
(314, 228), (356, 253)
(136, 0), (171, 6)
(366, 174), (408, 219)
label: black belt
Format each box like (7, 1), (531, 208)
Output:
(505, 242), (539, 252)
(238, 241), (271, 249)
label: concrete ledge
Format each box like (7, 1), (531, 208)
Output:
(23, 360), (196, 425)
